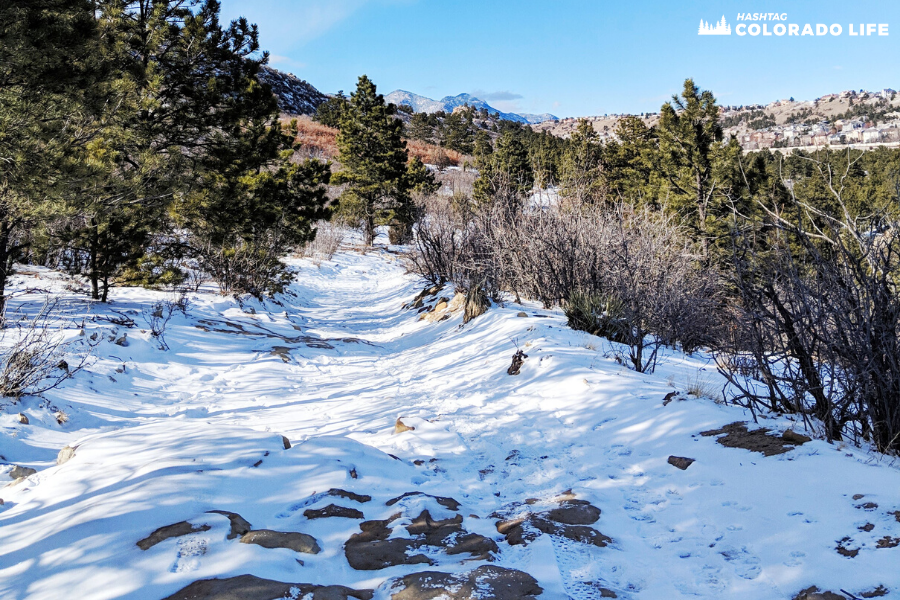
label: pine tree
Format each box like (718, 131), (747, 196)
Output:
(473, 130), (533, 205)
(60, 0), (307, 300)
(314, 91), (347, 128)
(658, 79), (724, 258)
(559, 119), (604, 203)
(333, 75), (414, 245)
(0, 0), (99, 312)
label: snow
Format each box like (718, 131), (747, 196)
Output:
(2, 231), (899, 599)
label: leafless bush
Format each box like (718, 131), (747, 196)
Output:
(717, 155), (900, 452)
(0, 298), (93, 400)
(409, 196), (720, 372)
(142, 293), (188, 351)
(299, 221), (345, 261)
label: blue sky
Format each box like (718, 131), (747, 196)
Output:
(219, 0), (900, 118)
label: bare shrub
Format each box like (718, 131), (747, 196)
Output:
(409, 196), (720, 373)
(717, 154), (900, 452)
(142, 293), (188, 351)
(299, 221), (345, 261)
(0, 298), (93, 400)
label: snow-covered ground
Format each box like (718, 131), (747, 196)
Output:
(1, 233), (899, 600)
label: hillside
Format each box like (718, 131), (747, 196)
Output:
(258, 66), (329, 116)
(2, 231), (899, 600)
(532, 87), (900, 152)
(386, 89), (558, 124)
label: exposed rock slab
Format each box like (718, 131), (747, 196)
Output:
(304, 503), (364, 520)
(386, 491), (460, 511)
(137, 521), (211, 550)
(162, 574), (373, 600)
(494, 496), (610, 548)
(701, 422), (808, 456)
(389, 566), (542, 600)
(206, 510), (251, 539)
(667, 456), (695, 470)
(240, 529), (321, 554)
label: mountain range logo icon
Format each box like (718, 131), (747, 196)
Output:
(698, 16), (731, 35)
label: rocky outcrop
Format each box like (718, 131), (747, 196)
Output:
(494, 498), (611, 548)
(304, 504), (364, 520)
(240, 529), (321, 554)
(137, 521), (211, 551)
(388, 566), (542, 600)
(162, 575), (373, 600)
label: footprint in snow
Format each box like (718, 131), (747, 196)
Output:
(170, 536), (208, 573)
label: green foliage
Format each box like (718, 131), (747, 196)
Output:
(314, 91), (347, 128)
(333, 75), (415, 245)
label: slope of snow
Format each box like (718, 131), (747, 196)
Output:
(1, 233), (899, 599)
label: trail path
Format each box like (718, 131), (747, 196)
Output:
(1, 240), (899, 599)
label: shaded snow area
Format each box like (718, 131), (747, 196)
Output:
(2, 235), (900, 600)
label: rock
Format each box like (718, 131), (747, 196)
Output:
(394, 418), (415, 434)
(782, 430), (812, 445)
(516, 312), (528, 317)
(701, 422), (799, 456)
(328, 488), (371, 503)
(9, 465), (36, 480)
(667, 456), (695, 470)
(389, 566), (542, 600)
(835, 536), (859, 558)
(876, 535), (900, 548)
(386, 491), (461, 511)
(495, 497), (610, 548)
(463, 286), (489, 324)
(206, 510), (251, 539)
(15, 413), (28, 425)
(114, 334), (128, 347)
(793, 586), (848, 600)
(344, 508), (495, 571)
(304, 504), (364, 520)
(507, 349), (527, 375)
(137, 521), (211, 550)
(161, 575), (373, 600)
(240, 529), (321, 554)
(662, 391), (679, 406)
(345, 537), (432, 571)
(853, 494), (865, 500)
(433, 299), (449, 312)
(859, 523), (875, 532)
(281, 435), (291, 449)
(57, 446), (76, 465)
(545, 499), (601, 525)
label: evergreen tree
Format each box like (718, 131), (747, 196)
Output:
(473, 129), (533, 205)
(333, 75), (415, 245)
(0, 0), (99, 312)
(559, 119), (604, 203)
(658, 79), (724, 258)
(314, 91), (347, 128)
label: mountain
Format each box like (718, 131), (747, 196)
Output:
(385, 89), (557, 124)
(258, 66), (328, 116)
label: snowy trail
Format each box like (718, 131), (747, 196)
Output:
(2, 238), (900, 600)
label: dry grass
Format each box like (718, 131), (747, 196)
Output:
(284, 116), (464, 167)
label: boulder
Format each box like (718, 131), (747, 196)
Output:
(667, 456), (695, 470)
(9, 465), (36, 480)
(327, 488), (371, 503)
(206, 510), (251, 539)
(281, 435), (291, 449)
(57, 446), (76, 466)
(389, 566), (542, 600)
(161, 575), (373, 600)
(16, 413), (28, 425)
(545, 500), (601, 525)
(386, 491), (460, 511)
(240, 529), (321, 554)
(394, 418), (415, 434)
(137, 521), (211, 550)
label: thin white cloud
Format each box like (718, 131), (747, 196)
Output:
(471, 89), (524, 102)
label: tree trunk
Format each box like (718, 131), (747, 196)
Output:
(89, 218), (100, 300)
(0, 216), (12, 317)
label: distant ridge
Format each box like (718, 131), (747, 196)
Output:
(385, 89), (557, 124)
